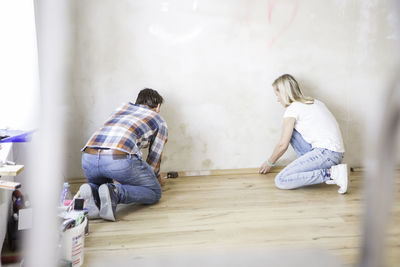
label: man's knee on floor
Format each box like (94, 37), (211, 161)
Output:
(152, 190), (162, 204)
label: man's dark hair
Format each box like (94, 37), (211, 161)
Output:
(135, 88), (164, 108)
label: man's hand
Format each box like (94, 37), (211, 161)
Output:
(158, 176), (168, 187)
(259, 161), (272, 174)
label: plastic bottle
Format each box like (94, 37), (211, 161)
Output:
(59, 182), (73, 206)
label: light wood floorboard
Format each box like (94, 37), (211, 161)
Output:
(70, 170), (400, 266)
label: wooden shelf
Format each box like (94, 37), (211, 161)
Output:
(0, 165), (24, 177)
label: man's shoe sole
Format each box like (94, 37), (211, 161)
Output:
(80, 183), (100, 219)
(99, 184), (116, 221)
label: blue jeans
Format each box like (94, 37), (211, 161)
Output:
(81, 152), (162, 204)
(275, 129), (344, 190)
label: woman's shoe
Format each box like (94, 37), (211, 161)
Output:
(326, 164), (348, 194)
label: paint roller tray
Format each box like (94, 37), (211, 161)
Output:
(0, 129), (34, 143)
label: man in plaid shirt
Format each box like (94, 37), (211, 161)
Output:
(79, 88), (168, 221)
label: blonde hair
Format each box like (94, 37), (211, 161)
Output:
(272, 74), (314, 106)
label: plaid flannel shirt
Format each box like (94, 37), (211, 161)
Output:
(82, 103), (168, 177)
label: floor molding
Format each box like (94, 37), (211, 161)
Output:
(67, 165), (368, 183)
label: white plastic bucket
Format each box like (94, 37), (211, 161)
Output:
(60, 217), (87, 266)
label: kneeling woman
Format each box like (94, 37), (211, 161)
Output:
(259, 74), (348, 194)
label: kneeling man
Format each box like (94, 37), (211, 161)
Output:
(80, 88), (168, 221)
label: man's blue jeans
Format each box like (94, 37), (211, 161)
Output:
(81, 152), (162, 204)
(275, 129), (344, 190)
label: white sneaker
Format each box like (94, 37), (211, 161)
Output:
(326, 164), (348, 194)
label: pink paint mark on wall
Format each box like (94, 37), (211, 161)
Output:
(267, 0), (299, 48)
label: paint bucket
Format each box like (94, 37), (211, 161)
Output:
(60, 217), (87, 266)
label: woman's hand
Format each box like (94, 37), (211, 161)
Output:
(259, 161), (272, 174)
(259, 118), (295, 175)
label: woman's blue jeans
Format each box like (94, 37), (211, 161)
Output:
(81, 152), (162, 204)
(275, 129), (344, 190)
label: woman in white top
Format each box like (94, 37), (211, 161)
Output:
(259, 74), (348, 194)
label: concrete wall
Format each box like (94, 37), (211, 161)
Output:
(66, 0), (400, 178)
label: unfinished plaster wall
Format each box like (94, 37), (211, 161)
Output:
(66, 0), (400, 178)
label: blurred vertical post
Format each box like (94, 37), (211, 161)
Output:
(25, 0), (72, 266)
(359, 0), (400, 261)
(359, 2), (400, 266)
(360, 82), (400, 267)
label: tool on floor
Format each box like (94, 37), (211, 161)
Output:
(167, 171), (179, 178)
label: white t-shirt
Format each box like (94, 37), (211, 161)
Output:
(283, 99), (345, 152)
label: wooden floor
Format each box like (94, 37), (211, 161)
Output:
(72, 170), (400, 267)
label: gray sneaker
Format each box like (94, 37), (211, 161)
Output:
(79, 183), (100, 219)
(99, 183), (119, 221)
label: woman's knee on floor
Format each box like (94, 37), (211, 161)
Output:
(274, 173), (295, 190)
